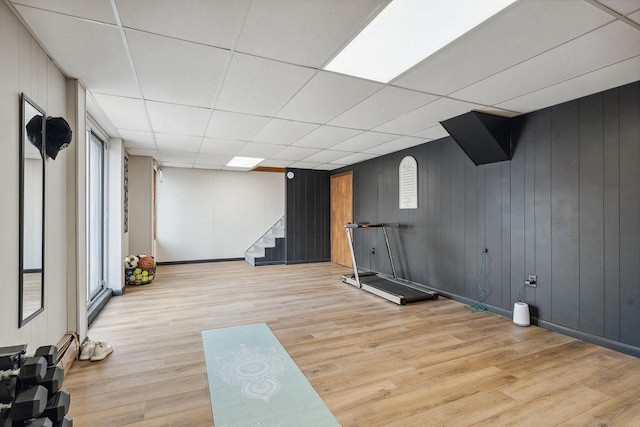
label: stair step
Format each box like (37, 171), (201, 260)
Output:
(245, 215), (286, 267)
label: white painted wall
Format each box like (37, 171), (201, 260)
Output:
(0, 0), (71, 347)
(107, 137), (126, 294)
(128, 156), (154, 256)
(156, 167), (285, 262)
(66, 80), (86, 338)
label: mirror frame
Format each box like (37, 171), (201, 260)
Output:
(19, 93), (46, 327)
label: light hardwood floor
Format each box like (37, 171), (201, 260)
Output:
(64, 261), (640, 426)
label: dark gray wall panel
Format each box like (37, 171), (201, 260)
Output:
(464, 153), (478, 298)
(450, 145), (466, 295)
(550, 101), (580, 329)
(501, 161), (512, 309)
(603, 89), (620, 341)
(533, 109), (552, 320)
(618, 81), (640, 347)
(524, 112), (537, 306)
(441, 142), (453, 290)
(376, 161), (395, 276)
(510, 116), (527, 306)
(427, 140), (443, 288)
(477, 164), (486, 303)
(484, 163), (503, 307)
(285, 168), (330, 263)
(578, 93), (605, 336)
(332, 81), (640, 354)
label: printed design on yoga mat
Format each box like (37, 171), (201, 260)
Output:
(214, 345), (285, 402)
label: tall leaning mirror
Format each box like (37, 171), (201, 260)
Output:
(19, 93), (45, 327)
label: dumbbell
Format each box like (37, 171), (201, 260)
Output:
(0, 356), (46, 405)
(1, 358), (64, 397)
(23, 416), (73, 427)
(33, 347), (57, 368)
(42, 390), (70, 424)
(0, 385), (48, 421)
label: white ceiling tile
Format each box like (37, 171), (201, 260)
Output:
(155, 133), (202, 152)
(392, 0), (613, 95)
(146, 101), (210, 136)
(302, 150), (351, 163)
(596, 0), (640, 15)
(216, 53), (315, 116)
(496, 55), (640, 113)
(259, 159), (294, 168)
(289, 161), (323, 169)
(238, 142), (287, 158)
(236, 0), (388, 67)
(206, 110), (269, 140)
(127, 148), (160, 159)
(195, 153), (234, 166)
(374, 98), (481, 135)
(199, 138), (246, 155)
(13, 5), (138, 97)
(160, 162), (193, 168)
(251, 119), (319, 144)
(330, 131), (400, 152)
(160, 151), (198, 163)
(126, 30), (229, 108)
(276, 71), (383, 123)
(365, 136), (428, 155)
(412, 125), (449, 140)
(194, 164), (225, 170)
(329, 86), (439, 129)
(116, 0), (250, 48)
(271, 146), (320, 161)
(120, 130), (156, 149)
(314, 163), (344, 170)
(86, 92), (119, 137)
(93, 94), (150, 131)
(292, 126), (361, 149)
(331, 152), (378, 165)
(629, 9), (640, 23)
(452, 21), (640, 106)
(11, 0), (116, 24)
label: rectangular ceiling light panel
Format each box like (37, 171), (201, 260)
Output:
(325, 0), (517, 82)
(226, 156), (264, 168)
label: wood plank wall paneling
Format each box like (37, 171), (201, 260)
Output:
(334, 81), (640, 353)
(285, 168), (331, 264)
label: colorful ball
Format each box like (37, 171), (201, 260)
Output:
(138, 256), (155, 270)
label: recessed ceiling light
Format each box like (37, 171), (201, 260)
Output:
(325, 0), (517, 83)
(226, 156), (264, 168)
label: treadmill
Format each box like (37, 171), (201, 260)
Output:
(340, 223), (438, 305)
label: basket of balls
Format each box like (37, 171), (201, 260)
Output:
(124, 254), (156, 285)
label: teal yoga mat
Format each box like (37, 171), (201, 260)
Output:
(202, 323), (341, 427)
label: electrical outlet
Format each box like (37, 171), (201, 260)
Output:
(371, 247), (376, 255)
(525, 274), (537, 288)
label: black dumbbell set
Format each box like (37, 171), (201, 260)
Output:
(0, 345), (72, 427)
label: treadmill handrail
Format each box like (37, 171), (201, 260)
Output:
(344, 222), (400, 228)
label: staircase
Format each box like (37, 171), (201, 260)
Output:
(244, 217), (286, 266)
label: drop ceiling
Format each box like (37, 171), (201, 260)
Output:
(7, 0), (640, 171)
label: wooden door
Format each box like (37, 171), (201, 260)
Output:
(331, 171), (353, 267)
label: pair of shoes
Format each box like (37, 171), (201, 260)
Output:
(79, 339), (95, 361)
(79, 339), (113, 362)
(91, 341), (113, 361)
